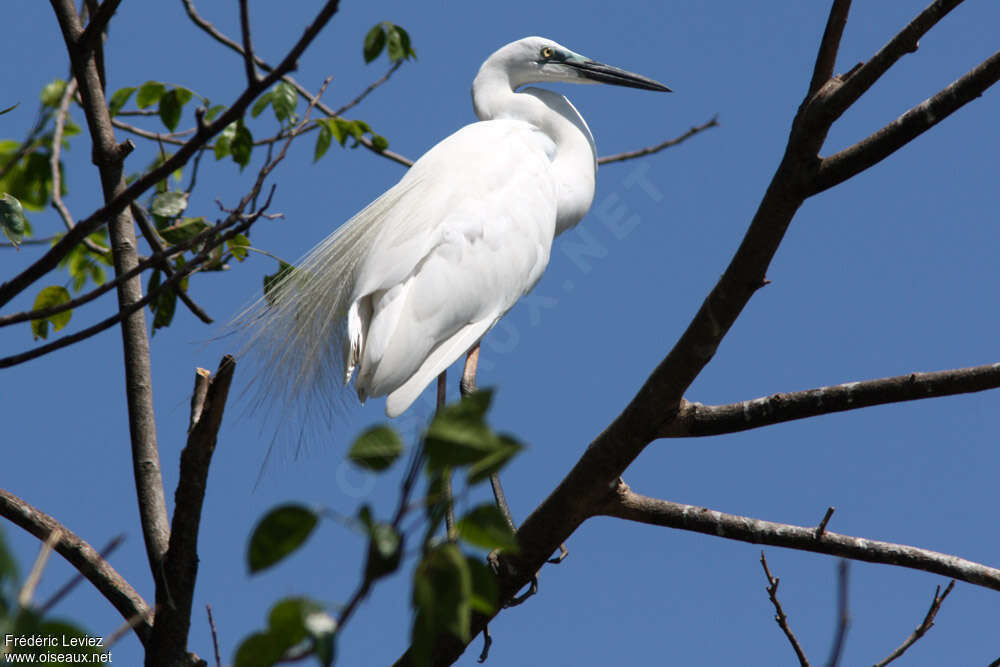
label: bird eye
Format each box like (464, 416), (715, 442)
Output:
(540, 47), (554, 59)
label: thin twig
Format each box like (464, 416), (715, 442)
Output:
(51, 77), (108, 255)
(18, 529), (62, 608)
(873, 580), (955, 667)
(816, 507), (835, 538)
(237, 0), (258, 85)
(131, 202), (213, 323)
(180, 0), (413, 166)
(598, 115), (719, 164)
(39, 534), (124, 615)
(331, 60), (404, 117)
(207, 605), (222, 667)
(825, 561), (850, 667)
(761, 552), (810, 667)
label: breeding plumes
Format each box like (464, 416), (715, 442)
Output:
(241, 36), (670, 422)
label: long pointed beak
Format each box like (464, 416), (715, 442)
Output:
(568, 60), (671, 92)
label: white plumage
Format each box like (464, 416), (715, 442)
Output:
(242, 36), (669, 419)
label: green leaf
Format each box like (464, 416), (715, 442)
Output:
(263, 261), (294, 306)
(108, 86), (137, 116)
(467, 556), (499, 615)
(267, 598), (314, 648)
(40, 79), (67, 107)
(271, 82), (297, 123)
(466, 434), (523, 485)
(204, 104), (226, 122)
(314, 120), (333, 162)
(362, 516), (402, 582)
(214, 121), (237, 160)
(232, 120), (253, 169)
(247, 504), (318, 574)
(349, 425), (403, 471)
(251, 91), (273, 118)
(227, 234), (250, 261)
(363, 24), (386, 63)
(424, 390), (500, 470)
(233, 631), (285, 667)
(136, 81), (166, 109)
(0, 193), (27, 247)
(159, 88), (193, 131)
(456, 504), (519, 552)
(30, 286), (72, 341)
(157, 216), (209, 244)
(412, 543), (472, 649)
(147, 268), (177, 333)
(150, 191), (189, 218)
(387, 25), (416, 62)
(372, 134), (389, 152)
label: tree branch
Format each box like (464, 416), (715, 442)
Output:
(598, 483), (1000, 592)
(760, 553), (810, 667)
(0, 0), (342, 309)
(659, 362), (1000, 437)
(813, 48), (1000, 193)
(0, 488), (152, 644)
(873, 580), (954, 667)
(237, 0), (258, 85)
(150, 357), (235, 665)
(50, 0), (173, 582)
(808, 0), (852, 97)
(597, 115), (719, 165)
(180, 0), (413, 167)
(826, 560), (850, 667)
(821, 0), (966, 123)
(76, 0), (121, 58)
(131, 202), (213, 324)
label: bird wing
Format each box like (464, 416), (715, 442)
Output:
(349, 119), (560, 414)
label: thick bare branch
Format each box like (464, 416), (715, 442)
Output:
(821, 0), (966, 123)
(659, 363), (1000, 437)
(150, 357), (235, 665)
(813, 49), (1000, 193)
(0, 488), (151, 644)
(50, 0), (172, 578)
(598, 483), (1000, 592)
(76, 0), (121, 57)
(808, 0), (852, 97)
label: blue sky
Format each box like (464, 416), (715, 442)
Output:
(3, 1), (999, 665)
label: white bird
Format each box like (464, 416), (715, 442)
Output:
(243, 36), (670, 422)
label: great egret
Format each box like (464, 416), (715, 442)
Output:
(243, 36), (670, 425)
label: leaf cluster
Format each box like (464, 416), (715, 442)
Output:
(239, 390), (523, 666)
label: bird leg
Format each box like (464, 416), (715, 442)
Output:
(437, 371), (456, 541)
(459, 345), (517, 531)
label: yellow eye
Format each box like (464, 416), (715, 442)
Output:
(540, 47), (554, 59)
